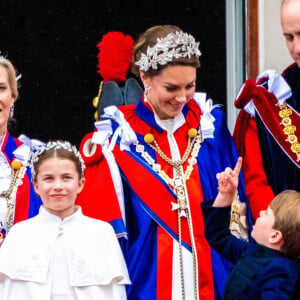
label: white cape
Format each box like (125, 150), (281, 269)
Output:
(0, 206), (130, 300)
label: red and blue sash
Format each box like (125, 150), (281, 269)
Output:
(235, 77), (300, 167)
(1, 132), (41, 224)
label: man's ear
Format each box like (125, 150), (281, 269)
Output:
(268, 230), (283, 246)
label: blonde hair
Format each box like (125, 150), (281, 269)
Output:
(0, 56), (19, 100)
(270, 190), (300, 259)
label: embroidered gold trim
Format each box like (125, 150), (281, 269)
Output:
(278, 104), (300, 162)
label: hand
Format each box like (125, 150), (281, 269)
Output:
(217, 157), (242, 195)
(213, 157), (243, 207)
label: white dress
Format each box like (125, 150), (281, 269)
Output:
(0, 206), (130, 300)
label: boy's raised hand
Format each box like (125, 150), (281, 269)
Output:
(217, 157), (242, 194)
(213, 157), (243, 207)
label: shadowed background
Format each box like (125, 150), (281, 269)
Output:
(1, 0), (226, 146)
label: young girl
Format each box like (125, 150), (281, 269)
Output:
(0, 140), (130, 300)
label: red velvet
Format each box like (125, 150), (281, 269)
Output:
(233, 79), (257, 156)
(77, 133), (122, 223)
(14, 173), (31, 224)
(234, 79), (257, 109)
(233, 77), (300, 220)
(242, 119), (274, 220)
(79, 132), (103, 166)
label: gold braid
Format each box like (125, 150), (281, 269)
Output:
(0, 164), (26, 243)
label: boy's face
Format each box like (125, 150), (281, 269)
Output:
(251, 206), (276, 246)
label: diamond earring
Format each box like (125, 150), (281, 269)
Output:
(10, 104), (14, 119)
(144, 83), (151, 95)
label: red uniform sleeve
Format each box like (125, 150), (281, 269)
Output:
(242, 118), (274, 220)
(77, 133), (124, 225)
(14, 175), (31, 223)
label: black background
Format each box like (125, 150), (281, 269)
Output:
(1, 0), (226, 147)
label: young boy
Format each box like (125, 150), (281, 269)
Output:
(202, 157), (300, 299)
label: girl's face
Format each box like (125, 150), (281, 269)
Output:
(33, 157), (85, 219)
(251, 206), (276, 246)
(0, 65), (14, 136)
(142, 65), (196, 120)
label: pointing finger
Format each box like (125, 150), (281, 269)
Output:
(233, 157), (243, 175)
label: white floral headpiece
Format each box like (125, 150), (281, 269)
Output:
(135, 31), (201, 72)
(30, 141), (85, 179)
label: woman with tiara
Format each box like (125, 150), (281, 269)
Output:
(78, 25), (253, 300)
(0, 56), (42, 246)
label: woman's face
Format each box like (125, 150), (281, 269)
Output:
(143, 65), (196, 120)
(0, 65), (14, 136)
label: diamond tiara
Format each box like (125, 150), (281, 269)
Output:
(135, 31), (201, 72)
(30, 141), (85, 179)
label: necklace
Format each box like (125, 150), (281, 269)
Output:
(138, 127), (202, 214)
(135, 127), (202, 300)
(0, 152), (25, 245)
(278, 103), (300, 162)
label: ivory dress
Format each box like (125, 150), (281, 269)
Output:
(0, 206), (130, 299)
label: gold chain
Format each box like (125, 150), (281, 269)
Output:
(0, 164), (26, 243)
(137, 130), (202, 188)
(177, 206), (185, 299)
(278, 103), (300, 162)
(186, 209), (199, 299)
(150, 136), (193, 168)
(135, 128), (202, 300)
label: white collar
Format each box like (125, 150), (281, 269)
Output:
(38, 205), (83, 224)
(154, 112), (185, 134)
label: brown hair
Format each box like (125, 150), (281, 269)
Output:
(0, 56), (19, 100)
(32, 141), (85, 182)
(130, 25), (200, 77)
(270, 190), (300, 259)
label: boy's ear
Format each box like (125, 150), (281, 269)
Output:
(268, 230), (283, 246)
